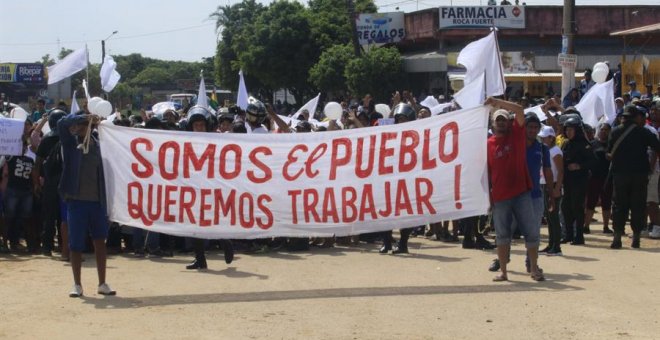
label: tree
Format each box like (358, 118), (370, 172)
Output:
(345, 47), (404, 102)
(38, 54), (55, 67)
(210, 0), (265, 91)
(130, 66), (172, 87)
(307, 0), (377, 52)
(58, 48), (74, 60)
(308, 44), (355, 94)
(240, 0), (318, 103)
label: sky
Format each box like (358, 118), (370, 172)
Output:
(1, 0), (657, 64)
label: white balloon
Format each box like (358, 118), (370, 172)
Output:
(375, 103), (391, 116)
(87, 97), (103, 114)
(95, 100), (113, 118)
(592, 64), (609, 84)
(10, 107), (29, 121)
(324, 102), (343, 120)
(593, 62), (608, 72)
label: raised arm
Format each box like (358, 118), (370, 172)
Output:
(485, 97), (524, 126)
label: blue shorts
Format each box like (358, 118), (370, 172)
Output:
(67, 200), (109, 252)
(493, 191), (541, 248)
(59, 198), (68, 223)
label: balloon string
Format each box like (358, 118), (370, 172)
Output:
(79, 118), (93, 154)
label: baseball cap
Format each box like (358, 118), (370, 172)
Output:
(622, 104), (641, 117)
(492, 109), (511, 122)
(538, 125), (556, 138)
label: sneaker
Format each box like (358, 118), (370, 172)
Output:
(650, 225), (660, 239)
(547, 249), (563, 256)
(69, 284), (83, 298)
(97, 283), (117, 296)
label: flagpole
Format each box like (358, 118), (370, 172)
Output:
(85, 44), (89, 91)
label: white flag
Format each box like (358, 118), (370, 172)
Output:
(293, 93), (320, 119)
(47, 47), (88, 85)
(457, 31), (505, 97)
(70, 90), (80, 114)
(197, 76), (208, 109)
(237, 70), (249, 110)
(430, 102), (454, 115)
(575, 79), (616, 127)
(454, 72), (485, 110)
(420, 96), (440, 109)
(100, 55), (121, 92)
(524, 105), (548, 122)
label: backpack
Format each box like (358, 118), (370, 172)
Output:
(43, 140), (63, 184)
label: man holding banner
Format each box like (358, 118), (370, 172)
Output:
(486, 97), (544, 282)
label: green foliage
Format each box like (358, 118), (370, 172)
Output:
(58, 48), (74, 60)
(308, 44), (355, 93)
(240, 0), (317, 103)
(345, 46), (404, 102)
(211, 0), (377, 103)
(210, 0), (265, 91)
(307, 0), (377, 51)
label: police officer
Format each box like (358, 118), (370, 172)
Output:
(608, 105), (660, 249)
(379, 103), (417, 254)
(561, 115), (595, 245)
(185, 106), (235, 269)
(33, 109), (67, 256)
(244, 100), (269, 133)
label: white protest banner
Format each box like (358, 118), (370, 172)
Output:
(99, 106), (490, 239)
(0, 116), (25, 156)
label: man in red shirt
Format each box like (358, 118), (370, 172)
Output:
(486, 97), (543, 282)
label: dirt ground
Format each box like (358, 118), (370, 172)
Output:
(1, 219), (659, 340)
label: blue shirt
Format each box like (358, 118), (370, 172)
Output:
(629, 90), (641, 99)
(526, 140), (551, 199)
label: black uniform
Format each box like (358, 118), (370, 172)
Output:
(561, 129), (595, 244)
(36, 134), (62, 253)
(608, 121), (660, 242)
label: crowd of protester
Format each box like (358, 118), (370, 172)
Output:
(1, 79), (660, 295)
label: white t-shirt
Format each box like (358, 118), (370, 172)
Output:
(245, 122), (269, 134)
(540, 145), (562, 185)
(548, 145), (562, 181)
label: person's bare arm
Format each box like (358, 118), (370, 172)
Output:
(485, 97), (524, 126)
(265, 103), (291, 133)
(348, 109), (364, 128)
(553, 154), (564, 198)
(541, 99), (560, 132)
(543, 166), (555, 212)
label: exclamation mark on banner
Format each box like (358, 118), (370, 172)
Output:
(454, 164), (462, 209)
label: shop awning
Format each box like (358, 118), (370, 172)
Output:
(449, 72), (584, 82)
(611, 23), (660, 36)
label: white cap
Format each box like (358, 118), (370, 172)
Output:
(538, 125), (555, 138)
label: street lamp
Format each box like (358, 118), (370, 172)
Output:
(101, 30), (119, 64)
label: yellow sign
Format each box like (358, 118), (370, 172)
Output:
(0, 63), (17, 82)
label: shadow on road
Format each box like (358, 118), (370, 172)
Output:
(80, 275), (588, 310)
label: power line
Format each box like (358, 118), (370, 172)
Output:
(0, 23), (215, 47)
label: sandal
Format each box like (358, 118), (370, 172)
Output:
(531, 271), (545, 282)
(492, 274), (508, 282)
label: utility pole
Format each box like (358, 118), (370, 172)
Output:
(101, 31), (119, 66)
(560, 0), (576, 100)
(347, 0), (361, 57)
